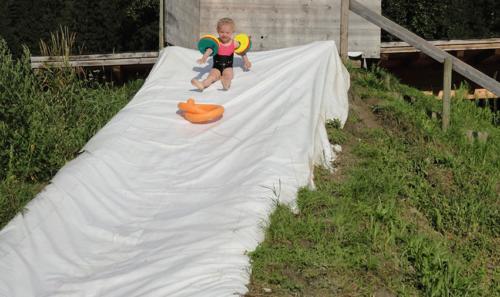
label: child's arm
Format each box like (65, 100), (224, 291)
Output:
(237, 36), (252, 70)
(197, 48), (213, 64)
(242, 54), (252, 70)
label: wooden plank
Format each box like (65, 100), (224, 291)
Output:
(383, 38), (500, 47)
(381, 38), (500, 54)
(431, 89), (498, 100)
(160, 0), (165, 49)
(437, 90), (457, 99)
(31, 52), (159, 62)
(350, 0), (500, 97)
(340, 0), (349, 60)
(474, 89), (496, 99)
(112, 65), (123, 83)
(451, 57), (500, 97)
(31, 57), (158, 69)
(442, 57), (452, 131)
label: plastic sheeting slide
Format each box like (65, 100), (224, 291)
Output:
(0, 41), (349, 297)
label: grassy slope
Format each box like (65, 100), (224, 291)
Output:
(247, 66), (499, 297)
(0, 39), (143, 228)
(1, 37), (498, 296)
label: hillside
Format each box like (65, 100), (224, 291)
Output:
(247, 66), (499, 296)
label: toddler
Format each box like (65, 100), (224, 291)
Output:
(191, 18), (252, 91)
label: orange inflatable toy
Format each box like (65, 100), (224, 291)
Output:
(178, 98), (224, 123)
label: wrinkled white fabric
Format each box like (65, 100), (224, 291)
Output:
(0, 41), (349, 297)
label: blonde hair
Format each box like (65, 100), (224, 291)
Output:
(217, 18), (235, 31)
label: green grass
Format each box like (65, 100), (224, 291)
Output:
(1, 35), (498, 296)
(248, 66), (499, 296)
(326, 119), (348, 145)
(0, 38), (142, 228)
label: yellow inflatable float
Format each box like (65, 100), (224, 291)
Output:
(234, 34), (251, 55)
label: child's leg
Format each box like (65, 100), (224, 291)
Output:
(221, 67), (233, 90)
(191, 69), (221, 91)
(203, 69), (221, 87)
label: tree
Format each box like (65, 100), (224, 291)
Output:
(382, 0), (500, 41)
(0, 1), (498, 56)
(0, 0), (158, 57)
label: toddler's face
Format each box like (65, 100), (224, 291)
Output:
(217, 24), (234, 43)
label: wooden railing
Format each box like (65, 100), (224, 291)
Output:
(340, 0), (500, 130)
(30, 52), (158, 68)
(380, 38), (500, 54)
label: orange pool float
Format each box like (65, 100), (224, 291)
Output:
(178, 98), (224, 123)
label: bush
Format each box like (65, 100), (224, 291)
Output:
(383, 0), (499, 41)
(0, 0), (159, 57)
(0, 38), (142, 227)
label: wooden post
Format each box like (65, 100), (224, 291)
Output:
(442, 57), (452, 131)
(159, 0), (165, 49)
(112, 66), (123, 84)
(340, 0), (349, 60)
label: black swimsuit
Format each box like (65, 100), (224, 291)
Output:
(213, 54), (234, 73)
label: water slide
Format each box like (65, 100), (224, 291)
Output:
(0, 41), (349, 296)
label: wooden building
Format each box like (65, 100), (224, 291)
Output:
(162, 0), (381, 58)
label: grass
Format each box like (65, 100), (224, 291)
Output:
(39, 26), (80, 60)
(247, 66), (499, 296)
(0, 38), (142, 228)
(1, 34), (498, 296)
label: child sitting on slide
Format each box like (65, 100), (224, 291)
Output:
(191, 18), (252, 91)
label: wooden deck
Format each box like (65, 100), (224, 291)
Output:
(381, 38), (500, 55)
(379, 39), (499, 98)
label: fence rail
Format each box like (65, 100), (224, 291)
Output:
(381, 38), (500, 54)
(30, 52), (158, 69)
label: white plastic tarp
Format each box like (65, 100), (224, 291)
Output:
(0, 41), (349, 297)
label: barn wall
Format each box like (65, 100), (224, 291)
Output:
(165, 0), (200, 49)
(165, 0), (381, 58)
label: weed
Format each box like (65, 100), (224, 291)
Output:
(0, 38), (142, 228)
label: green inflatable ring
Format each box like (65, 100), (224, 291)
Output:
(198, 35), (219, 56)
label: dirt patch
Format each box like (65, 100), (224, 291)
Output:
(426, 165), (455, 196)
(330, 92), (383, 182)
(349, 95), (382, 131)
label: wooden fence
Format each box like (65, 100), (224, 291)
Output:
(30, 52), (158, 69)
(340, 0), (500, 130)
